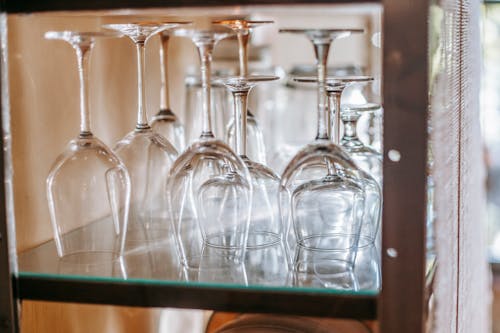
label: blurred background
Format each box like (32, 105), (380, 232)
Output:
(482, 2), (500, 332)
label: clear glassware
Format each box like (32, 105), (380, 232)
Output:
(150, 31), (186, 152)
(353, 242), (380, 291)
(45, 31), (131, 267)
(103, 22), (187, 249)
(365, 106), (383, 153)
(217, 75), (289, 285)
(340, 103), (383, 184)
(294, 76), (382, 252)
(213, 19), (273, 165)
(184, 69), (233, 143)
(324, 78), (382, 251)
(279, 28), (369, 290)
(168, 27), (252, 274)
(266, 65), (365, 174)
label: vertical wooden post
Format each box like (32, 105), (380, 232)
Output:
(0, 12), (19, 333)
(380, 0), (428, 332)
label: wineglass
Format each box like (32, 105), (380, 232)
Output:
(103, 22), (188, 249)
(45, 31), (130, 269)
(213, 19), (273, 165)
(150, 31), (186, 151)
(184, 68), (234, 143)
(294, 76), (382, 251)
(340, 103), (383, 184)
(279, 28), (370, 289)
(168, 27), (252, 274)
(217, 75), (289, 285)
(353, 239), (381, 291)
(324, 78), (382, 251)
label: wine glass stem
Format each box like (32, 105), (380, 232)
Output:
(76, 43), (92, 137)
(197, 43), (215, 139)
(159, 34), (171, 111)
(136, 42), (149, 129)
(368, 113), (376, 145)
(313, 42), (331, 141)
(237, 33), (249, 76)
(343, 115), (360, 142)
(328, 90), (343, 145)
(232, 90), (249, 156)
(325, 157), (338, 177)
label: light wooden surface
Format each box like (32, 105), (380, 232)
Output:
(430, 0), (490, 332)
(20, 301), (162, 333)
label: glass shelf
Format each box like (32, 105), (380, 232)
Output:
(17, 219), (377, 318)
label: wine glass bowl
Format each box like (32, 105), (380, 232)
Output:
(280, 141), (367, 287)
(341, 103), (383, 185)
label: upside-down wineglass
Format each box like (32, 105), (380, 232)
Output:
(103, 22), (188, 249)
(150, 31), (186, 151)
(340, 106), (383, 291)
(45, 31), (131, 270)
(217, 75), (289, 285)
(168, 28), (252, 279)
(292, 76), (374, 142)
(324, 78), (382, 252)
(213, 19), (273, 165)
(340, 103), (382, 184)
(293, 76), (382, 251)
(324, 79), (382, 291)
(279, 28), (371, 289)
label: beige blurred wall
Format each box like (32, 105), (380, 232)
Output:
(6, 6), (378, 332)
(8, 14), (197, 253)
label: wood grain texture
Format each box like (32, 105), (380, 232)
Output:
(20, 301), (162, 333)
(430, 0), (489, 332)
(456, 1), (490, 332)
(381, 0), (428, 331)
(430, 1), (460, 331)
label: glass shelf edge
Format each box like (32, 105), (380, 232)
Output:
(15, 273), (378, 319)
(16, 271), (379, 297)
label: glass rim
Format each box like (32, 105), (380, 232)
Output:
(103, 22), (191, 43)
(44, 30), (122, 40)
(172, 26), (235, 38)
(213, 19), (274, 29)
(215, 74), (280, 84)
(292, 75), (374, 84)
(342, 103), (382, 113)
(279, 28), (364, 34)
(103, 21), (191, 29)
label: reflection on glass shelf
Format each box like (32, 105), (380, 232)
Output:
(18, 218), (380, 293)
